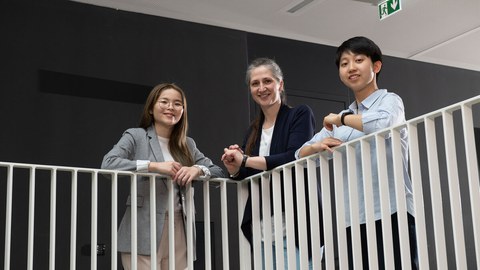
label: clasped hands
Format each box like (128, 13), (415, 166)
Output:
(148, 161), (201, 186)
(221, 144), (244, 176)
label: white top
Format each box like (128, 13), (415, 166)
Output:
(157, 136), (182, 211)
(259, 125), (274, 157)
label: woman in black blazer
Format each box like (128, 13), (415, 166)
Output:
(221, 58), (316, 269)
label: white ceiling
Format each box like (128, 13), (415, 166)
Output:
(73, 0), (480, 72)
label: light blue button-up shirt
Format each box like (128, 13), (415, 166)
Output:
(296, 89), (415, 226)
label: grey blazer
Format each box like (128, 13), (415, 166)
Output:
(101, 125), (226, 255)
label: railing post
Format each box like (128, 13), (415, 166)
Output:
(203, 180), (212, 269)
(49, 169), (57, 270)
(272, 170), (284, 270)
(27, 167), (36, 270)
(304, 156), (322, 269)
(391, 128), (412, 270)
(375, 133), (395, 269)
(237, 181), (251, 270)
(294, 162), (309, 270)
(333, 150), (348, 269)
(4, 165), (13, 270)
(186, 182), (194, 270)
(360, 138), (378, 270)
(131, 174), (138, 270)
(90, 172), (98, 270)
(461, 102), (480, 265)
(70, 170), (78, 270)
(149, 175), (157, 270)
(261, 173), (273, 270)
(316, 154), (333, 269)
(110, 172), (118, 270)
(166, 178), (174, 270)
(407, 122), (430, 269)
(250, 176), (262, 269)
(346, 143), (362, 270)
(283, 167), (296, 270)
(220, 181), (230, 270)
(424, 116), (448, 266)
(442, 110), (468, 269)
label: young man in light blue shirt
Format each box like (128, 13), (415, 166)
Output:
(296, 36), (418, 269)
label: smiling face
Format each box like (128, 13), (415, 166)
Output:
(248, 65), (284, 109)
(338, 51), (382, 101)
(151, 88), (184, 133)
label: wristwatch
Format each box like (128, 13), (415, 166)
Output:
(193, 165), (211, 179)
(341, 111), (354, 126)
(241, 154), (248, 168)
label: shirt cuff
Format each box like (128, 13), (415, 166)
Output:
(136, 160), (150, 172)
(193, 165), (211, 179)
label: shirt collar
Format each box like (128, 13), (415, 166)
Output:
(348, 89), (386, 112)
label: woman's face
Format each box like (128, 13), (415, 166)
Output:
(151, 88), (184, 129)
(249, 66), (283, 109)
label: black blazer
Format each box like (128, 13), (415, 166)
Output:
(234, 103), (316, 251)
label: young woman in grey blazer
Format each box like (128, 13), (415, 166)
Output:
(102, 83), (226, 270)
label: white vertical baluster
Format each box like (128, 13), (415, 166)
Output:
(220, 180), (230, 270)
(391, 128), (411, 270)
(149, 175), (157, 270)
(442, 110), (467, 269)
(407, 122), (430, 269)
(90, 172), (98, 269)
(361, 138), (378, 270)
(333, 150), (348, 269)
(375, 133), (394, 269)
(203, 180), (212, 270)
(131, 174), (138, 270)
(110, 172), (118, 270)
(461, 103), (480, 265)
(70, 170), (78, 270)
(49, 169), (57, 270)
(4, 165), (13, 270)
(27, 167), (36, 270)
(424, 116), (448, 267)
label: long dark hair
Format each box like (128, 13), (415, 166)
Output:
(139, 83), (193, 166)
(244, 58), (286, 155)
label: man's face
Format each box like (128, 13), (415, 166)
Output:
(338, 51), (381, 94)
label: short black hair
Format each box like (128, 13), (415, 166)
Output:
(335, 36), (383, 68)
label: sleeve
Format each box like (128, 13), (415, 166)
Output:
(264, 105), (316, 170)
(294, 127), (333, 159)
(362, 93), (406, 134)
(136, 160), (150, 172)
(101, 129), (141, 171)
(188, 137), (227, 179)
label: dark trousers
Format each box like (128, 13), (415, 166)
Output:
(346, 213), (418, 270)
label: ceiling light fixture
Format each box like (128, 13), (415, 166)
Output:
(286, 0), (315, 13)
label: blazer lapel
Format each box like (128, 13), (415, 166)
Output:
(147, 125), (165, 162)
(147, 125), (169, 188)
(269, 104), (288, 155)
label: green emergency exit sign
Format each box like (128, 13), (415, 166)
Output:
(379, 0), (401, 20)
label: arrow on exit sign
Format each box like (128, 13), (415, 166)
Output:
(378, 0), (401, 20)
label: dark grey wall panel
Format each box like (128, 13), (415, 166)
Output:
(1, 1), (247, 269)
(381, 56), (480, 119)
